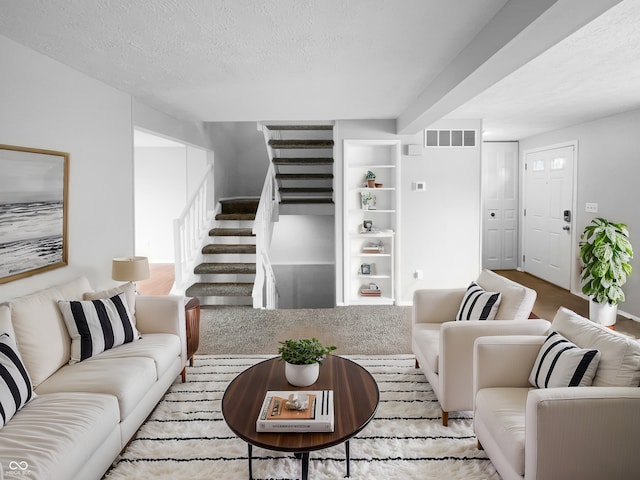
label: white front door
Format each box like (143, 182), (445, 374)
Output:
(482, 142), (518, 270)
(523, 145), (575, 289)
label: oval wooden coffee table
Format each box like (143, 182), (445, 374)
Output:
(222, 355), (379, 480)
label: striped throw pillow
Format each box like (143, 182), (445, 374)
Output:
(58, 293), (140, 364)
(529, 331), (601, 388)
(456, 282), (502, 320)
(0, 333), (34, 428)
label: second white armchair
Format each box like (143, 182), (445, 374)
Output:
(473, 307), (640, 480)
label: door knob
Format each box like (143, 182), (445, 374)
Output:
(562, 225), (570, 231)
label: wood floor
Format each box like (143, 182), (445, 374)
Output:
(136, 264), (640, 339)
(136, 263), (174, 296)
(495, 270), (640, 339)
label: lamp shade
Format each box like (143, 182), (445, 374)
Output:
(112, 256), (150, 282)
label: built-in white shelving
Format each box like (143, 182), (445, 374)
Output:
(343, 139), (401, 305)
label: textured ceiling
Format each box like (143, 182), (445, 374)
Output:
(446, 0), (640, 140)
(0, 0), (508, 122)
(0, 0), (637, 140)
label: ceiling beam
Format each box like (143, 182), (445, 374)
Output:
(396, 0), (623, 135)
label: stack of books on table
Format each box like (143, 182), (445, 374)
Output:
(256, 391), (334, 433)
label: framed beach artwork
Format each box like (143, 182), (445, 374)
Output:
(0, 144), (69, 284)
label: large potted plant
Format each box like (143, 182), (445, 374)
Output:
(579, 217), (633, 327)
(278, 338), (336, 387)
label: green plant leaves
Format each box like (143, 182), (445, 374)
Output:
(593, 244), (613, 262)
(277, 338), (336, 365)
(579, 217), (633, 306)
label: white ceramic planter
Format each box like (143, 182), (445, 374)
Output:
(285, 362), (319, 387)
(589, 298), (618, 327)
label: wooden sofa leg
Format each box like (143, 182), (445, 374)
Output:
(477, 440), (483, 450)
(415, 359), (420, 369)
(181, 367), (186, 383)
(442, 410), (448, 426)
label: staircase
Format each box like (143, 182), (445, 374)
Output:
(185, 198), (258, 306)
(181, 124), (335, 308)
(264, 124), (334, 211)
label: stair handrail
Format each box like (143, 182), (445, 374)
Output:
(173, 164), (215, 291)
(251, 124), (283, 308)
(252, 159), (280, 308)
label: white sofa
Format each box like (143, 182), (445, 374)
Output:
(0, 276), (186, 480)
(413, 269), (550, 425)
(473, 307), (640, 480)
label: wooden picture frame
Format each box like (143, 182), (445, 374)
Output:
(0, 144), (69, 284)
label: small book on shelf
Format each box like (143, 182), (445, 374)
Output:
(256, 390), (334, 433)
(360, 289), (382, 296)
(362, 240), (384, 254)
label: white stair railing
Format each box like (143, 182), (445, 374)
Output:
(173, 165), (215, 292)
(252, 161), (280, 308)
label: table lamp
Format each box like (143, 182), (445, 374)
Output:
(112, 256), (150, 289)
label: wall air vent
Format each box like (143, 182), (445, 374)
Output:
(425, 129), (476, 148)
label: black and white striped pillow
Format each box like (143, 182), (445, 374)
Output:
(529, 331), (601, 388)
(58, 293), (140, 364)
(456, 282), (502, 320)
(0, 333), (34, 428)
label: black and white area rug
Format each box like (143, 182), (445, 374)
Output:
(104, 355), (499, 479)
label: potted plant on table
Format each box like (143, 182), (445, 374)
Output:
(579, 217), (633, 327)
(365, 170), (376, 188)
(278, 338), (336, 387)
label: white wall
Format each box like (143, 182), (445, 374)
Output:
(133, 101), (214, 152)
(133, 103), (216, 208)
(0, 35), (134, 300)
(206, 122), (269, 199)
(519, 108), (640, 320)
(0, 36), (215, 302)
(186, 146), (209, 199)
(135, 147), (187, 262)
(336, 119), (482, 305)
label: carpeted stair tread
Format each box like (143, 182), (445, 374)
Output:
(269, 139), (334, 149)
(194, 262), (256, 274)
(273, 157), (334, 165)
(276, 173), (333, 180)
(280, 198), (334, 204)
(219, 198), (259, 214)
(202, 244), (256, 254)
(266, 125), (333, 131)
(209, 227), (255, 236)
(279, 187), (333, 193)
(186, 282), (254, 297)
(215, 213), (256, 221)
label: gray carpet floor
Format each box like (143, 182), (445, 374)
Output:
(197, 305), (412, 355)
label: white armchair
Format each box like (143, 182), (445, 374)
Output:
(412, 269), (549, 425)
(473, 308), (640, 480)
